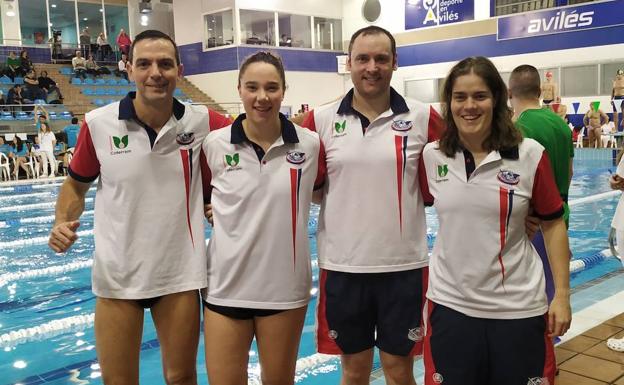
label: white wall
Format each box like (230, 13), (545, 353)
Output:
(2, 0), (22, 45)
(236, 0), (341, 18)
(188, 70), (347, 113)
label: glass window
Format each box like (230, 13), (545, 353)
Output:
(19, 0), (48, 45)
(49, 0), (78, 46)
(240, 10), (275, 47)
(405, 78), (441, 104)
(104, 3), (129, 50)
(562, 65), (598, 97)
(204, 10), (234, 49)
(278, 13), (311, 48)
(313, 17), (342, 51)
(601, 62), (624, 96)
(77, 1), (105, 58)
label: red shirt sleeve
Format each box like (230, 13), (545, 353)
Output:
(531, 151), (564, 220)
(418, 156), (434, 206)
(207, 108), (233, 131)
(68, 121), (100, 182)
(301, 110), (316, 131)
(427, 107), (445, 143)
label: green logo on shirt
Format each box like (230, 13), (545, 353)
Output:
(334, 120), (346, 134)
(437, 164), (448, 178)
(112, 135), (128, 149)
(225, 153), (240, 167)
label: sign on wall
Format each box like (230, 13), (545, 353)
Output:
(405, 0), (474, 30)
(497, 0), (624, 41)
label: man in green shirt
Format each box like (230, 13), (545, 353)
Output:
(5, 51), (21, 81)
(509, 64), (574, 306)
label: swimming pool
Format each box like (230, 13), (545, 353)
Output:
(0, 154), (621, 385)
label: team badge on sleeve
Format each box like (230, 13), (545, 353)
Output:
(497, 170), (520, 185)
(176, 132), (195, 145)
(286, 150), (306, 164)
(391, 120), (413, 132)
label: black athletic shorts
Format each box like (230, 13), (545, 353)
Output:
(203, 300), (284, 320)
(316, 268), (427, 356)
(423, 302), (555, 385)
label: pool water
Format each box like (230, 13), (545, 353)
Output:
(0, 155), (621, 385)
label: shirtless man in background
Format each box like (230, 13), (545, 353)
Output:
(584, 103), (610, 148)
(541, 70), (557, 105)
(612, 69), (624, 131)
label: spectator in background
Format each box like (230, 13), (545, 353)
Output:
(72, 50), (87, 80)
(5, 51), (20, 81)
(11, 136), (31, 179)
(86, 54), (110, 77)
(38, 70), (64, 104)
(116, 53), (129, 80)
(63, 117), (80, 150)
(79, 28), (91, 57)
(116, 28), (132, 56)
(19, 50), (33, 77)
(550, 96), (568, 121)
(0, 136), (13, 157)
(38, 121), (57, 177)
(7, 84), (24, 115)
(24, 69), (47, 102)
(97, 32), (113, 61)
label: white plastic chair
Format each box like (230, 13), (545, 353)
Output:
(24, 155), (40, 179)
(0, 153), (11, 181)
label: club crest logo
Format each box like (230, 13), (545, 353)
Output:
(110, 135), (131, 155)
(334, 120), (347, 136)
(224, 153), (240, 169)
(391, 120), (412, 132)
(497, 170), (520, 185)
(527, 377), (549, 385)
(432, 373), (444, 384)
(286, 150), (306, 165)
(407, 327), (423, 342)
(328, 330), (338, 339)
(436, 164), (449, 182)
(176, 132), (195, 145)
(112, 135), (128, 149)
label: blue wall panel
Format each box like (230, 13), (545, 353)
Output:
(180, 43), (340, 75)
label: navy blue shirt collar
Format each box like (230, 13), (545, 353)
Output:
(230, 113), (299, 144)
(337, 87), (409, 116)
(118, 91), (186, 121)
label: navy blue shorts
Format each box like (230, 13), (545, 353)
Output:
(316, 268), (427, 356)
(423, 302), (555, 385)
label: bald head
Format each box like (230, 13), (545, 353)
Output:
(509, 65), (541, 100)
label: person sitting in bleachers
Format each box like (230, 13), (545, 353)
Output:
(86, 54), (111, 77)
(19, 50), (33, 77)
(5, 51), (20, 81)
(7, 84), (24, 115)
(115, 53), (129, 80)
(24, 69), (47, 101)
(72, 50), (88, 80)
(38, 70), (63, 104)
(10, 136), (31, 179)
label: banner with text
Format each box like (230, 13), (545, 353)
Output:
(497, 0), (624, 40)
(405, 0), (474, 30)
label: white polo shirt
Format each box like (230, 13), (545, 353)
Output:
(302, 88), (444, 273)
(69, 92), (231, 299)
(420, 138), (564, 319)
(202, 114), (323, 309)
